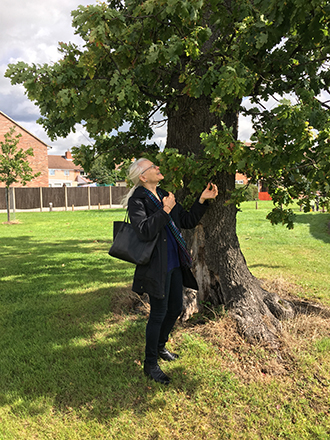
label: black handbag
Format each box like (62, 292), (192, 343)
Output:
(109, 211), (158, 265)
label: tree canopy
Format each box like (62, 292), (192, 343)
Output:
(85, 156), (130, 185)
(6, 0), (330, 226)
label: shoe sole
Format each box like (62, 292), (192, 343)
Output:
(158, 354), (179, 362)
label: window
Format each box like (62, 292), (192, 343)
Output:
(64, 170), (70, 176)
(49, 169), (55, 176)
(235, 180), (244, 185)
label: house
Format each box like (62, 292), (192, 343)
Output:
(235, 142), (272, 200)
(235, 172), (271, 200)
(235, 172), (249, 185)
(48, 151), (91, 187)
(0, 110), (49, 187)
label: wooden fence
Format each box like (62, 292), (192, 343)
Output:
(0, 186), (129, 212)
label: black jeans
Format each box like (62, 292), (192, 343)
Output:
(145, 267), (183, 365)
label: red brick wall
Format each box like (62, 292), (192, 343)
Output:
(0, 113), (49, 187)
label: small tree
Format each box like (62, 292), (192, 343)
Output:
(86, 156), (117, 185)
(0, 126), (40, 222)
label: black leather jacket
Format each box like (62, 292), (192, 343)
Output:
(127, 186), (208, 299)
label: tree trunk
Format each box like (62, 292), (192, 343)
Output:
(166, 95), (294, 346)
(5, 187), (11, 223)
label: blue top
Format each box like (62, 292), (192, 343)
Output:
(165, 225), (180, 272)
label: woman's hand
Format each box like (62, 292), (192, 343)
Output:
(162, 192), (176, 213)
(199, 183), (218, 204)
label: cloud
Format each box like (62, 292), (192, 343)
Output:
(1, 0), (91, 155)
(20, 121), (92, 156)
(238, 113), (253, 141)
(0, 0), (88, 63)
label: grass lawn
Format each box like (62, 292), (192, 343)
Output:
(0, 204), (329, 439)
(237, 201), (330, 305)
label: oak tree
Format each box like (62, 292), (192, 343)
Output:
(6, 0), (330, 344)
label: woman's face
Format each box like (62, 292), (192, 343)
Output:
(139, 160), (164, 184)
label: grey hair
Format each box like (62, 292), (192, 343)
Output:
(122, 158), (149, 207)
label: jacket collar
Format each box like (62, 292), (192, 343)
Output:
(130, 186), (169, 214)
(130, 185), (168, 199)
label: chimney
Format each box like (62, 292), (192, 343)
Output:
(65, 150), (72, 160)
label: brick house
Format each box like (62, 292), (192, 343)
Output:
(235, 172), (249, 185)
(235, 142), (272, 200)
(48, 151), (91, 187)
(0, 111), (49, 187)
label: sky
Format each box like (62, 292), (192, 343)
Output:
(0, 0), (254, 156)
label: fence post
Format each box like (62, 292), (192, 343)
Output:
(88, 186), (91, 210)
(40, 187), (43, 212)
(110, 186), (112, 208)
(64, 185), (68, 211)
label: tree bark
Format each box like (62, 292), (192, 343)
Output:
(166, 94), (295, 346)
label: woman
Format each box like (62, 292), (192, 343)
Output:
(124, 158), (218, 384)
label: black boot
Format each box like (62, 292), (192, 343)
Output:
(144, 361), (170, 385)
(158, 347), (179, 362)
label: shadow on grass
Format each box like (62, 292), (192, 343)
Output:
(0, 291), (145, 419)
(0, 235), (204, 422)
(294, 212), (330, 244)
(249, 264), (284, 269)
(0, 235), (128, 301)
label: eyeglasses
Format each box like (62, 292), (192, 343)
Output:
(140, 164), (157, 174)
